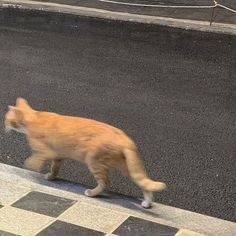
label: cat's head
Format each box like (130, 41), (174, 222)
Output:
(5, 98), (34, 134)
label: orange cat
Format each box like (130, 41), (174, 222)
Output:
(5, 98), (166, 208)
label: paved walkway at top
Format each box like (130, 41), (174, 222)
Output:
(0, 163), (235, 236)
(21, 0), (236, 24)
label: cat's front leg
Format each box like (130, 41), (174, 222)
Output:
(45, 160), (61, 180)
(24, 154), (47, 172)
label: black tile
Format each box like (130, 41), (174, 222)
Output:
(0, 231), (18, 236)
(113, 216), (178, 236)
(12, 191), (76, 217)
(37, 220), (104, 236)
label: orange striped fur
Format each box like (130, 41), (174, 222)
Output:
(5, 98), (166, 208)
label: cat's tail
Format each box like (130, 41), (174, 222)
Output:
(123, 148), (166, 192)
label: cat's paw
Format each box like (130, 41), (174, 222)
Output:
(141, 200), (152, 209)
(44, 173), (56, 181)
(84, 189), (93, 197)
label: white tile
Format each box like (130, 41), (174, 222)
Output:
(176, 229), (207, 236)
(0, 206), (53, 235)
(59, 202), (128, 233)
(0, 180), (30, 205)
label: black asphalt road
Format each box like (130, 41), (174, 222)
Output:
(0, 13), (235, 221)
(33, 0), (236, 24)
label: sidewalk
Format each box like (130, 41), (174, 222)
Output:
(1, 0), (236, 25)
(0, 0), (236, 35)
(0, 163), (235, 236)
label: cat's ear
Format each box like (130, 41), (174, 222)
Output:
(16, 97), (31, 110)
(8, 106), (24, 121)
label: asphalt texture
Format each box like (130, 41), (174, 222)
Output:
(0, 11), (235, 222)
(32, 0), (236, 24)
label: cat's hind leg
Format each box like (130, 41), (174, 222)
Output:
(85, 163), (110, 197)
(45, 160), (61, 180)
(85, 185), (104, 197)
(141, 191), (153, 208)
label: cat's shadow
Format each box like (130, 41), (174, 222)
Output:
(38, 177), (160, 218)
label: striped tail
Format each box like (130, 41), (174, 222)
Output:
(123, 148), (166, 192)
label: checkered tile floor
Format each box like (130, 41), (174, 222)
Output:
(0, 190), (181, 236)
(1, 164), (234, 236)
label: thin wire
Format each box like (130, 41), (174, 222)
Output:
(99, 0), (236, 14)
(217, 4), (236, 13)
(99, 0), (215, 9)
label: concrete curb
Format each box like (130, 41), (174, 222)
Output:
(0, 0), (236, 35)
(0, 163), (235, 236)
